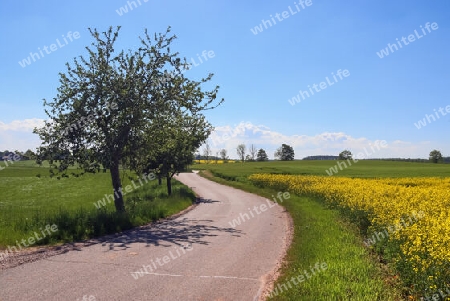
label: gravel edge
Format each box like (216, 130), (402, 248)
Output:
(257, 205), (294, 301)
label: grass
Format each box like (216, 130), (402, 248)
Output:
(0, 161), (196, 248)
(268, 194), (401, 300)
(191, 160), (450, 178)
(192, 161), (434, 300)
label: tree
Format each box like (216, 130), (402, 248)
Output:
(274, 144), (295, 161)
(339, 150), (353, 160)
(236, 144), (246, 162)
(219, 149), (228, 162)
(248, 144), (257, 162)
(24, 149), (36, 160)
(256, 149), (268, 161)
(33, 26), (223, 212)
(135, 113), (212, 195)
(429, 149), (442, 163)
(203, 142), (211, 164)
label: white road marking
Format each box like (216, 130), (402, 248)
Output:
(143, 273), (258, 281)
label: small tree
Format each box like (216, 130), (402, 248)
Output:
(134, 113), (212, 195)
(219, 149), (228, 163)
(429, 150), (442, 163)
(203, 142), (211, 164)
(256, 149), (268, 161)
(274, 144), (294, 161)
(248, 144), (257, 162)
(236, 144), (246, 162)
(24, 149), (36, 160)
(339, 150), (353, 160)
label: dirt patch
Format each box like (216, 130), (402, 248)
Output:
(197, 169), (214, 179)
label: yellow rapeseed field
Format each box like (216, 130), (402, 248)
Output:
(192, 160), (236, 164)
(249, 174), (450, 297)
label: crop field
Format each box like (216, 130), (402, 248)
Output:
(195, 160), (450, 300)
(0, 161), (195, 247)
(192, 159), (236, 164)
(250, 174), (450, 298)
(192, 160), (450, 178)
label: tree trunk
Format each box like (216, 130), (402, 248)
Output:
(166, 175), (172, 196)
(110, 158), (125, 212)
(158, 174), (162, 185)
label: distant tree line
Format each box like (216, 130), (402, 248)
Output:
(0, 150), (36, 161)
(235, 143), (294, 162)
(197, 142), (296, 163)
(302, 149), (449, 163)
(302, 155), (339, 160)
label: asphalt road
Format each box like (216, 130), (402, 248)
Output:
(0, 172), (289, 301)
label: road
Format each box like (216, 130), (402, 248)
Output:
(0, 172), (289, 301)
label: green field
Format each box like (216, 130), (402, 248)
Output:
(191, 159), (450, 178)
(0, 161), (195, 247)
(194, 160), (450, 300)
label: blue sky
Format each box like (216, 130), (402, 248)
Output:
(1, 0), (449, 159)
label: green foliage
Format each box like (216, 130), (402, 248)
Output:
(339, 149), (353, 160)
(33, 26), (222, 211)
(130, 113), (212, 195)
(274, 144), (295, 161)
(0, 164), (195, 247)
(256, 148), (268, 161)
(429, 149), (442, 163)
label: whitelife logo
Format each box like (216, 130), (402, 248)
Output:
(18, 31), (81, 68)
(376, 22), (438, 58)
(250, 0), (313, 35)
(115, 0), (149, 16)
(228, 192), (290, 228)
(325, 140), (388, 176)
(0, 224), (58, 262)
(131, 244), (193, 279)
(414, 105), (450, 129)
(94, 173), (156, 209)
(288, 69), (350, 106)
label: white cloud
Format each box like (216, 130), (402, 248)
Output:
(204, 122), (438, 159)
(0, 119), (45, 151)
(0, 119), (441, 158)
(0, 119), (45, 131)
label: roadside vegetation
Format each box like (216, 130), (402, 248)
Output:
(0, 26), (217, 250)
(0, 161), (195, 247)
(193, 160), (450, 300)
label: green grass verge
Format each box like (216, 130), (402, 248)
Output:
(0, 163), (195, 247)
(197, 170), (403, 300)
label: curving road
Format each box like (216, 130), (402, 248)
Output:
(0, 172), (289, 301)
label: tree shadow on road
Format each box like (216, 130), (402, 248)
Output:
(0, 197), (244, 269)
(86, 198), (243, 252)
